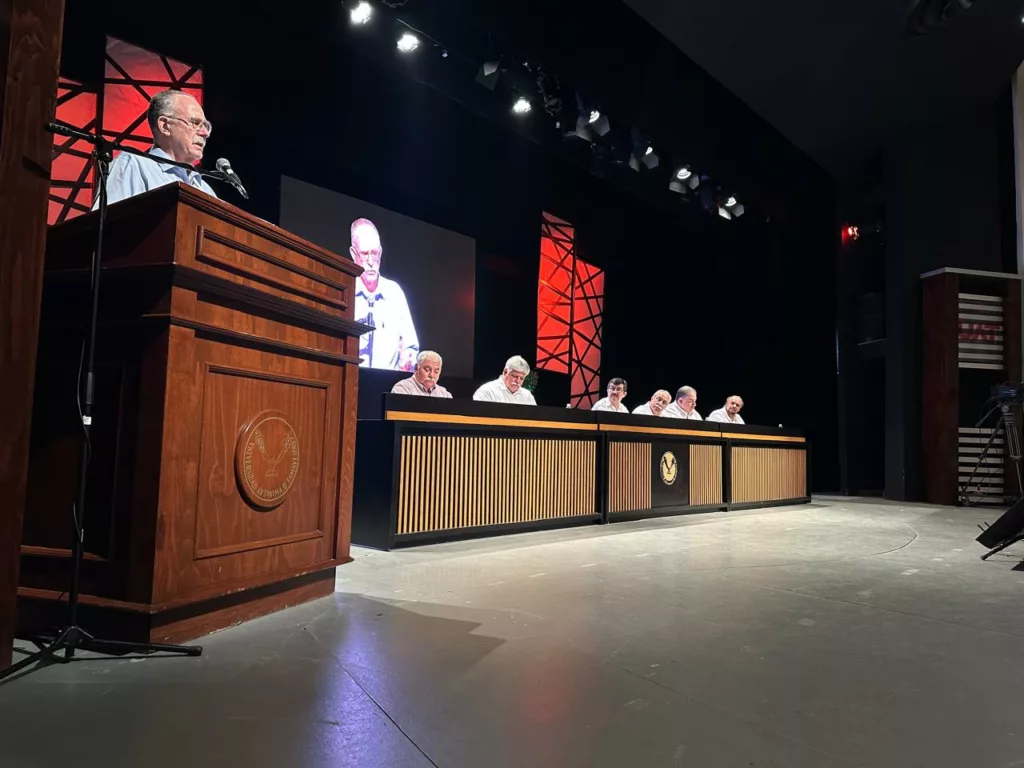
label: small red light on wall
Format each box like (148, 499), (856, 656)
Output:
(842, 225), (859, 243)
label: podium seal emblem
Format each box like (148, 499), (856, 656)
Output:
(659, 450), (678, 486)
(235, 410), (300, 509)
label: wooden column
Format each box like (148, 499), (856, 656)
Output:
(0, 0), (66, 670)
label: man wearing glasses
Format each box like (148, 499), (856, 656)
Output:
(473, 355), (536, 405)
(350, 217), (419, 370)
(99, 89), (216, 206)
(592, 378), (629, 412)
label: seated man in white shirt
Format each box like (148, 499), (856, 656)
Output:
(663, 386), (703, 420)
(473, 355), (537, 405)
(707, 395), (745, 424)
(390, 351), (452, 398)
(98, 89), (217, 207)
(592, 378), (628, 412)
(632, 389), (671, 416)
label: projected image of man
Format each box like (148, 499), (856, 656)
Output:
(350, 218), (419, 370)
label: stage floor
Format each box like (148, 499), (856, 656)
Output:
(3, 498), (1024, 767)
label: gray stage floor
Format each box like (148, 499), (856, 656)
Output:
(3, 498), (1024, 767)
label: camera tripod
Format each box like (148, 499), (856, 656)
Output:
(959, 401), (1024, 508)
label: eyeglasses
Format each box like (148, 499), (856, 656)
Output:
(162, 114), (213, 134)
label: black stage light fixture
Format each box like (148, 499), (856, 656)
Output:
(574, 92), (610, 141)
(723, 194), (745, 218)
(669, 165), (699, 194)
(628, 128), (658, 171)
(476, 60), (500, 90)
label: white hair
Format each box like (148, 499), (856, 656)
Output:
(504, 355), (530, 375)
(416, 350), (442, 366)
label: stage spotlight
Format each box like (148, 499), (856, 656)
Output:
(397, 33), (419, 52)
(589, 110), (601, 124)
(512, 96), (532, 115)
(476, 61), (500, 90)
(669, 166), (699, 194)
(725, 196), (745, 217)
(350, 1), (372, 24)
(718, 207), (733, 220)
(629, 128), (659, 171)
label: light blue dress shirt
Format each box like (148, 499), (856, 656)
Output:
(95, 146), (217, 208)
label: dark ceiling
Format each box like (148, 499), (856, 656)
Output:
(623, 0), (1024, 175)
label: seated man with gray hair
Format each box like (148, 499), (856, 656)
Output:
(707, 395), (745, 424)
(99, 89), (216, 207)
(663, 386), (703, 420)
(632, 389), (672, 416)
(473, 355), (537, 405)
(390, 351), (451, 398)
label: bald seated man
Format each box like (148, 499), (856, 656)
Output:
(99, 89), (216, 206)
(663, 386), (702, 420)
(632, 389), (671, 416)
(390, 351), (451, 397)
(708, 395), (745, 424)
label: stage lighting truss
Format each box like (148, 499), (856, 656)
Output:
(361, 2), (754, 223)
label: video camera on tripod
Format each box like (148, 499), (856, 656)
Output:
(991, 382), (1024, 404)
(971, 382), (1024, 561)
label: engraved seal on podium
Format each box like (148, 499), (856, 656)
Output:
(235, 410), (300, 509)
(659, 450), (678, 486)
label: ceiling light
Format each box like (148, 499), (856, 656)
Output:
(397, 33), (419, 52)
(588, 110), (601, 124)
(676, 167), (691, 180)
(725, 196), (737, 207)
(512, 97), (531, 114)
(476, 61), (500, 90)
(350, 1), (372, 24)
(669, 167), (700, 194)
(645, 146), (653, 156)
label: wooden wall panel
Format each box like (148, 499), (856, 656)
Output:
(608, 441), (652, 514)
(689, 444), (723, 506)
(396, 435), (596, 534)
(0, 0), (66, 670)
(731, 446), (807, 503)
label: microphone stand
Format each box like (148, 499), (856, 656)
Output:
(0, 122), (218, 682)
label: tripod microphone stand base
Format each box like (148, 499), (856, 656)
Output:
(0, 625), (202, 682)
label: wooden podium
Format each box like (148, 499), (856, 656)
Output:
(18, 183), (368, 643)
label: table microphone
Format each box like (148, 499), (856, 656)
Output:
(215, 157), (249, 199)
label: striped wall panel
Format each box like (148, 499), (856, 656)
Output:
(396, 436), (596, 535)
(958, 426), (1005, 505)
(608, 442), (652, 514)
(731, 447), (807, 504)
(689, 444), (723, 506)
(958, 292), (1004, 371)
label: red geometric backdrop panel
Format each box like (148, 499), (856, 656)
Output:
(102, 36), (203, 156)
(570, 259), (605, 409)
(537, 212), (575, 375)
(48, 78), (99, 224)
(536, 212), (605, 408)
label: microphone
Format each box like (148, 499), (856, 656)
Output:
(215, 157), (249, 200)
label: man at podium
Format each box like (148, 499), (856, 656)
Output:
(98, 89), (216, 207)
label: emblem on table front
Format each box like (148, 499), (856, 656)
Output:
(234, 410), (300, 510)
(659, 450), (678, 486)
